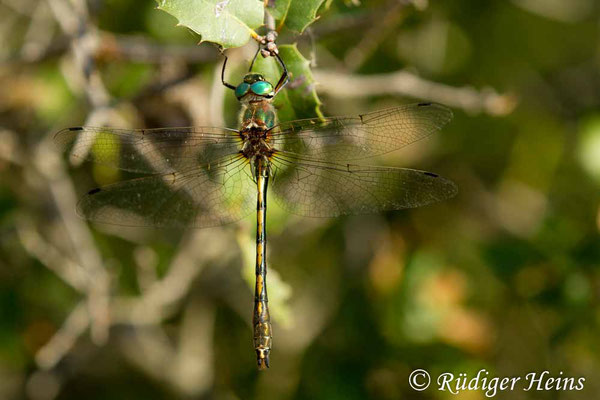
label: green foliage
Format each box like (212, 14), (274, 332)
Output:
(267, 0), (330, 33)
(266, 0), (290, 22)
(156, 0), (264, 48)
(578, 115), (600, 183)
(278, 44), (323, 119)
(156, 0), (331, 47)
(3, 0), (600, 398)
(155, 0), (326, 113)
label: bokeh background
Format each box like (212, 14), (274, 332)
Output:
(2, 0), (600, 399)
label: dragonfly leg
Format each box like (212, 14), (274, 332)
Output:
(273, 53), (289, 95)
(221, 52), (236, 91)
(248, 44), (261, 72)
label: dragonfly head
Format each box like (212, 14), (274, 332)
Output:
(256, 348), (270, 370)
(235, 73), (275, 101)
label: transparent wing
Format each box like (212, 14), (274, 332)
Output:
(268, 103), (452, 161)
(54, 126), (242, 174)
(269, 151), (457, 217)
(77, 154), (255, 228)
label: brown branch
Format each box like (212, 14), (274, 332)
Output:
(97, 31), (216, 64)
(42, 0), (113, 350)
(35, 302), (90, 370)
(16, 221), (88, 293)
(344, 0), (409, 71)
(314, 69), (517, 115)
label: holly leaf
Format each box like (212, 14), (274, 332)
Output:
(156, 0), (264, 48)
(267, 0), (291, 22)
(253, 44), (323, 122)
(277, 44), (324, 120)
(267, 0), (330, 33)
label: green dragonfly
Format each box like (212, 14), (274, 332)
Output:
(55, 51), (457, 370)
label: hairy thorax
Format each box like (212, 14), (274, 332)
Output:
(239, 100), (276, 160)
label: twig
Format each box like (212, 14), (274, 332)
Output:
(264, 3), (275, 31)
(0, 0), (37, 16)
(305, 27), (318, 68)
(344, 0), (409, 71)
(16, 221), (88, 293)
(20, 1), (56, 62)
(310, 10), (374, 37)
(35, 142), (112, 346)
(313, 69), (517, 115)
(0, 5), (21, 61)
(134, 246), (160, 293)
(0, 129), (23, 166)
(110, 228), (233, 326)
(97, 31), (216, 64)
(43, 0), (113, 348)
(47, 0), (110, 108)
(118, 297), (216, 395)
(130, 69), (197, 103)
(35, 302), (90, 370)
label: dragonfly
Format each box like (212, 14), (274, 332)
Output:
(55, 50), (457, 370)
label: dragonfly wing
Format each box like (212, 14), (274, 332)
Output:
(269, 151), (457, 218)
(269, 103), (452, 161)
(77, 154), (255, 228)
(54, 126), (242, 174)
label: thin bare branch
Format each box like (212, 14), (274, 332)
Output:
(35, 302), (90, 370)
(97, 31), (216, 63)
(314, 69), (517, 115)
(344, 0), (409, 71)
(20, 1), (57, 62)
(35, 141), (112, 345)
(16, 221), (88, 293)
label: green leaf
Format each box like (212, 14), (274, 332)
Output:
(278, 44), (324, 120)
(267, 0), (291, 22)
(253, 44), (323, 122)
(156, 0), (264, 48)
(272, 0), (327, 33)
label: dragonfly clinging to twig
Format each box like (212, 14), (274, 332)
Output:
(55, 47), (457, 370)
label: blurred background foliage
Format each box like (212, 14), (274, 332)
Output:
(1, 0), (600, 399)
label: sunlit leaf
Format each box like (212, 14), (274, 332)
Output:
(578, 115), (600, 183)
(278, 44), (323, 120)
(267, 0), (291, 22)
(268, 0), (329, 33)
(156, 0), (264, 48)
(92, 131), (120, 185)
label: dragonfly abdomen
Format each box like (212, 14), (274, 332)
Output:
(254, 158), (271, 369)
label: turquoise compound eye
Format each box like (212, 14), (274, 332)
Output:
(250, 81), (273, 96)
(235, 82), (250, 99)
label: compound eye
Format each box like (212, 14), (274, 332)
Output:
(235, 82), (250, 99)
(250, 81), (273, 96)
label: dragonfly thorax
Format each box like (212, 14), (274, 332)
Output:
(240, 99), (276, 131)
(241, 130), (272, 159)
(240, 102), (275, 173)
